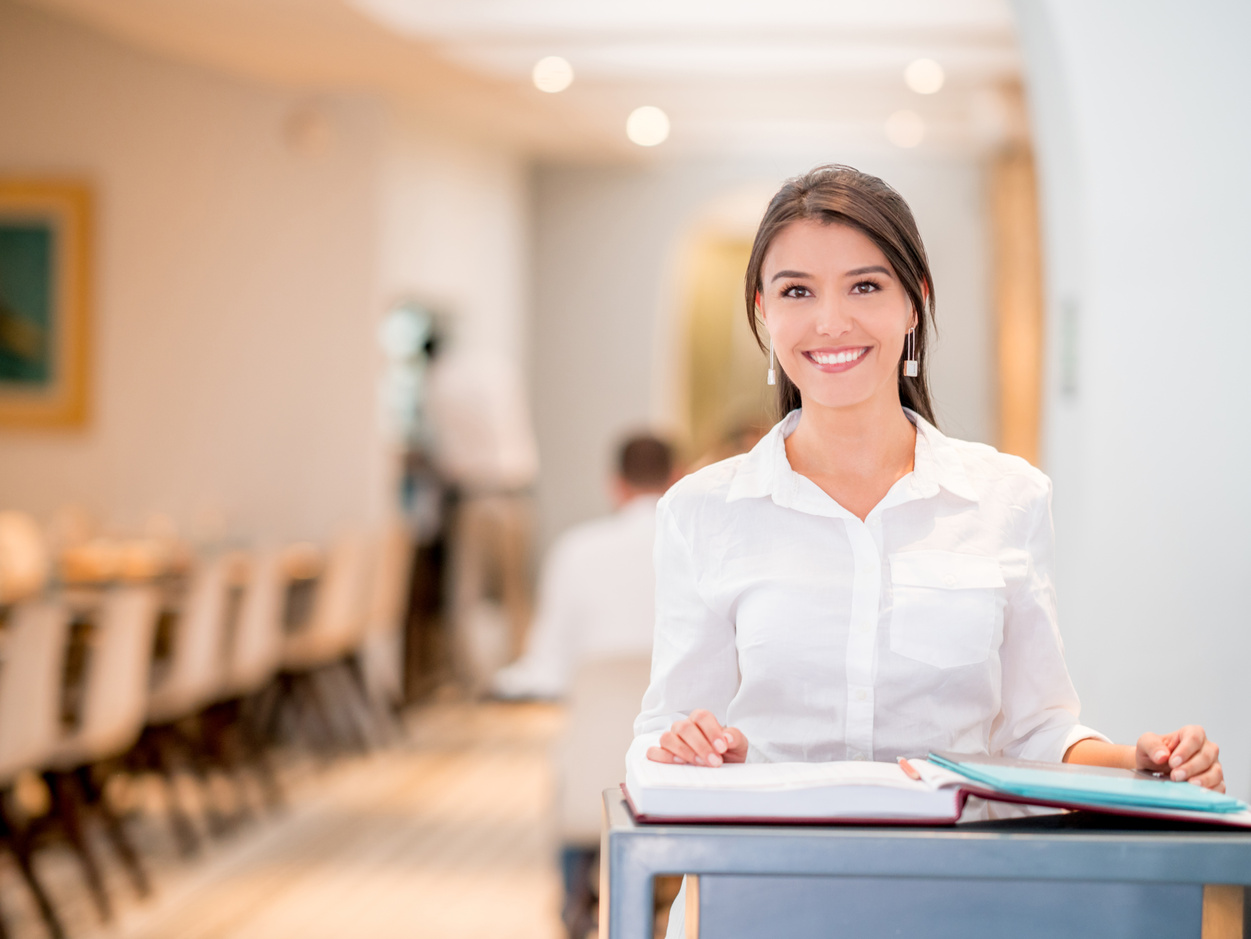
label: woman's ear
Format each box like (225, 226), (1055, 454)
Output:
(912, 282), (929, 331)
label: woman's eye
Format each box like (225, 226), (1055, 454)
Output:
(851, 280), (881, 295)
(781, 285), (812, 298)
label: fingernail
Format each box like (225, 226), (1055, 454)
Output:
(713, 738), (727, 754)
(1172, 769), (1186, 781)
(709, 753), (722, 767)
(1170, 755), (1182, 768)
(723, 734), (733, 747)
(1154, 750), (1169, 762)
(673, 757), (685, 764)
(694, 756), (704, 765)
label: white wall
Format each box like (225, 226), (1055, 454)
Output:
(378, 108), (530, 364)
(0, 1), (532, 544)
(530, 154), (994, 549)
(1014, 1), (1251, 795)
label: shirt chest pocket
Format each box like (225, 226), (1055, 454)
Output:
(888, 551), (1005, 669)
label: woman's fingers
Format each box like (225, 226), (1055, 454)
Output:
(1136, 732), (1171, 770)
(647, 746), (683, 764)
(1167, 726), (1208, 779)
(721, 727), (750, 763)
(691, 710), (732, 758)
(675, 710), (724, 766)
(1187, 758), (1225, 792)
(658, 729), (699, 765)
(647, 711), (750, 767)
(1173, 740), (1220, 784)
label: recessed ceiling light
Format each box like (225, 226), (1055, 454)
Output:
(885, 110), (925, 148)
(904, 58), (945, 95)
(533, 56), (574, 93)
(626, 106), (670, 147)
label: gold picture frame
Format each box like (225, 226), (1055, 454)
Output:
(0, 180), (91, 428)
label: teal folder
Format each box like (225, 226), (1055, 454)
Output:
(928, 752), (1246, 814)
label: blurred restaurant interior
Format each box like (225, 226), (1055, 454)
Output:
(0, 0), (1249, 936)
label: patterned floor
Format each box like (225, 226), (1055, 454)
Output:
(0, 700), (567, 939)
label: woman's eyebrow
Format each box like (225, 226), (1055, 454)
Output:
(769, 269), (810, 282)
(844, 265), (891, 277)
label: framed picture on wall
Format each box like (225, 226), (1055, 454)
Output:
(0, 180), (91, 428)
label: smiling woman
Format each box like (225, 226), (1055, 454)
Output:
(632, 163), (1224, 937)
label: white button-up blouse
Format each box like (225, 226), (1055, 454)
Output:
(632, 409), (1106, 767)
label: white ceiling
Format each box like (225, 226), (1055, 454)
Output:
(20, 0), (1024, 160)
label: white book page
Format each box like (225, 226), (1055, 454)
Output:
(628, 753), (954, 793)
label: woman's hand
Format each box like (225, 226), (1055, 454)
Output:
(1137, 726), (1224, 791)
(646, 709), (749, 767)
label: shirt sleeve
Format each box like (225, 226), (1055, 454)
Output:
(632, 496), (741, 756)
(991, 476), (1109, 762)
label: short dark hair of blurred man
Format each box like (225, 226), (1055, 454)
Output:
(491, 433), (677, 699)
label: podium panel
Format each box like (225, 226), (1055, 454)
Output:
(699, 875), (1201, 939)
(602, 789), (1251, 939)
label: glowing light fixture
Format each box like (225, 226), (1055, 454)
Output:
(904, 58), (945, 95)
(626, 106), (670, 147)
(532, 56), (574, 93)
(885, 110), (925, 148)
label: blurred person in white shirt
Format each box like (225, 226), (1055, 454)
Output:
(492, 434), (676, 700)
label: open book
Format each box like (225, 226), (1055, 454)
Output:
(623, 749), (1251, 827)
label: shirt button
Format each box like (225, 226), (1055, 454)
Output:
(943, 574), (956, 587)
(851, 752), (867, 762)
(855, 689), (868, 702)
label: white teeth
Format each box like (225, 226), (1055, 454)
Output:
(810, 348), (867, 366)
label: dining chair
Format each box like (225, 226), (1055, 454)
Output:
(43, 585), (161, 923)
(0, 600), (74, 939)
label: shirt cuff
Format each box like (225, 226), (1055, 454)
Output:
(1061, 724), (1112, 759)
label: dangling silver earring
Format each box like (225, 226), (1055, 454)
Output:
(757, 302), (776, 386)
(904, 325), (919, 378)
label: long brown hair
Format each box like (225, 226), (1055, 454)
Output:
(744, 164), (938, 425)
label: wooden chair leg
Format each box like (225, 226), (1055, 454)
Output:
(8, 842), (65, 939)
(343, 653), (405, 746)
(0, 797), (65, 939)
(168, 726), (231, 838)
(79, 766), (151, 898)
(150, 731), (206, 854)
(47, 771), (111, 923)
(322, 664), (375, 752)
(257, 675), (290, 746)
(238, 695), (285, 811)
(294, 673), (343, 755)
(197, 710), (255, 826)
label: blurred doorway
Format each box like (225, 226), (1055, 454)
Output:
(683, 236), (773, 463)
(990, 143), (1045, 467)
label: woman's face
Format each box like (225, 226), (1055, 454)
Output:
(759, 219), (915, 414)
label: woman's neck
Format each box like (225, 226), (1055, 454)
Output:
(784, 393), (917, 520)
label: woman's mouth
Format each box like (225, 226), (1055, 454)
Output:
(803, 347), (870, 372)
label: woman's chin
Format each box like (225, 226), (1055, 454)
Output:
(792, 383), (881, 414)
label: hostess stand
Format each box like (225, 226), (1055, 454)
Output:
(600, 788), (1251, 939)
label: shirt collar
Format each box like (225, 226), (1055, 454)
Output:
(726, 407), (978, 507)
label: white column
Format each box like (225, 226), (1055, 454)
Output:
(1013, 0), (1251, 795)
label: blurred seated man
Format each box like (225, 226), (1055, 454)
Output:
(491, 433), (676, 700)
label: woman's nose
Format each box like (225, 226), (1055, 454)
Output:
(814, 297), (853, 337)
